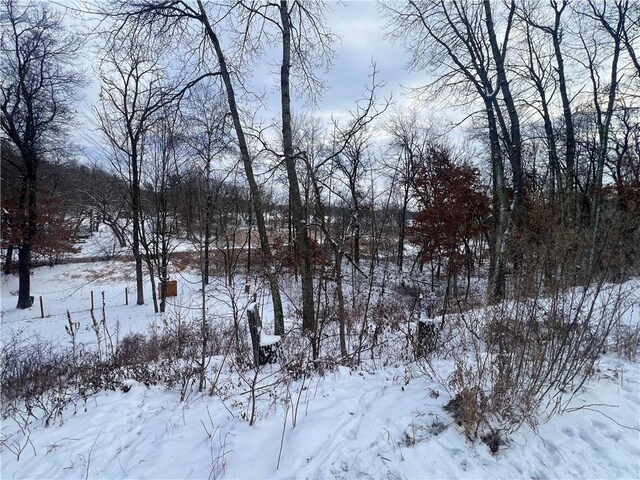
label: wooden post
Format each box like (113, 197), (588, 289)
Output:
(91, 291), (94, 311)
(39, 296), (44, 319)
(247, 303), (261, 368)
(125, 287), (128, 305)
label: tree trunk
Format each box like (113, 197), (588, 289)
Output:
(16, 244), (32, 308)
(204, 159), (212, 285)
(17, 171), (38, 309)
(204, 222), (210, 284)
(397, 184), (410, 271)
(247, 304), (261, 368)
(199, 269), (207, 392)
(484, 0), (523, 215)
(353, 212), (361, 265)
(335, 250), (348, 359)
(525, 26), (563, 207)
(197, 0), (284, 334)
(589, 9), (623, 269)
(279, 0), (315, 336)
(540, 96), (562, 205)
(148, 262), (159, 313)
(4, 245), (14, 275)
(104, 218), (127, 248)
(552, 28), (576, 215)
(131, 144), (145, 306)
(485, 100), (508, 302)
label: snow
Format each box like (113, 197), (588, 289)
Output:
(1, 261), (158, 347)
(1, 357), (638, 479)
(73, 227), (131, 258)
(0, 259), (275, 350)
(1, 263), (639, 479)
(260, 334), (281, 347)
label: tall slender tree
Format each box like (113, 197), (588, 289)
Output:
(95, 35), (170, 306)
(385, 0), (511, 300)
(236, 0), (334, 336)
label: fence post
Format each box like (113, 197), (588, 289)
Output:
(91, 290), (94, 311)
(39, 296), (44, 318)
(125, 287), (128, 305)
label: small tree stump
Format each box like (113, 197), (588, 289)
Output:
(259, 335), (280, 365)
(247, 303), (280, 366)
(416, 320), (439, 357)
(247, 303), (262, 367)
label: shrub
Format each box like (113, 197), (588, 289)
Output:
(439, 279), (629, 450)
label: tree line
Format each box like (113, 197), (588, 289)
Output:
(2, 0), (638, 359)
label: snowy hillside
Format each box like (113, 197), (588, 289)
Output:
(2, 263), (639, 479)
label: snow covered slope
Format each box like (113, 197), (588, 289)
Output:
(0, 358), (638, 479)
(1, 263), (639, 479)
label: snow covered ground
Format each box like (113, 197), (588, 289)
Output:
(1, 357), (638, 479)
(0, 259), (274, 349)
(68, 224), (257, 260)
(1, 262), (640, 479)
(73, 227), (132, 258)
(72, 227), (197, 259)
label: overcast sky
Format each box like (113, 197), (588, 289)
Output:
(63, 0), (437, 156)
(248, 1), (434, 125)
(194, 0), (427, 129)
(291, 1), (420, 117)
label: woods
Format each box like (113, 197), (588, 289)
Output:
(1, 0), (639, 471)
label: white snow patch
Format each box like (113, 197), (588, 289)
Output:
(259, 333), (280, 347)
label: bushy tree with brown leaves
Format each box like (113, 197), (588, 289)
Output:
(409, 145), (490, 282)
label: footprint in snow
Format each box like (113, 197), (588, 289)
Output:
(561, 426), (575, 437)
(577, 429), (599, 450)
(605, 431), (623, 442)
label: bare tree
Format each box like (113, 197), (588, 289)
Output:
(138, 106), (185, 313)
(577, 0), (629, 266)
(300, 70), (387, 359)
(182, 83), (231, 285)
(483, 0), (524, 217)
(621, 0), (640, 77)
(95, 30), (211, 306)
(1, 0), (82, 308)
(95, 35), (168, 306)
(518, 19), (563, 207)
(99, 0), (285, 331)
(519, 0), (578, 215)
(236, 0), (334, 336)
(384, 108), (437, 271)
(334, 126), (371, 266)
(83, 165), (130, 250)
